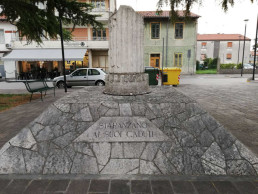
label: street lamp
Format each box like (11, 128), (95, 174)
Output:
(252, 14), (258, 80)
(58, 13), (67, 93)
(241, 19), (249, 77)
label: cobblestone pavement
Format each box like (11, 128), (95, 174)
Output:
(0, 176), (257, 194)
(177, 74), (258, 156)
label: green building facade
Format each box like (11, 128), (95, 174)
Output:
(138, 11), (199, 74)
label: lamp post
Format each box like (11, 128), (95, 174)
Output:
(241, 19), (249, 77)
(252, 15), (258, 80)
(59, 15), (67, 93)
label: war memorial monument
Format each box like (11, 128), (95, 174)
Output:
(0, 6), (257, 177)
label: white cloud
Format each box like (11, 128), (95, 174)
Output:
(117, 0), (258, 49)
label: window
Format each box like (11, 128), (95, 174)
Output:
(175, 23), (184, 39)
(88, 69), (100, 75)
(91, 0), (105, 11)
(151, 23), (160, 39)
(227, 42), (232, 48)
(72, 69), (87, 76)
(0, 30), (5, 44)
(201, 42), (207, 48)
(92, 29), (106, 40)
(174, 53), (183, 67)
(201, 54), (206, 60)
(226, 54), (232, 59)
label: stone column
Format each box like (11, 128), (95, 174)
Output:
(104, 6), (150, 95)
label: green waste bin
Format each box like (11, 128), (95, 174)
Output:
(145, 67), (159, 85)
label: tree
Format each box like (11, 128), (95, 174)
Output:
(157, 0), (255, 21)
(253, 43), (258, 51)
(0, 0), (103, 43)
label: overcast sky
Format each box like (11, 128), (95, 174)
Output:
(117, 0), (258, 49)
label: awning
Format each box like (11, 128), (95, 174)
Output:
(1, 48), (87, 61)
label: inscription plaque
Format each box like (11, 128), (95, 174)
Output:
(74, 117), (170, 142)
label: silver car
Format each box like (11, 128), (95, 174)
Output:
(53, 68), (106, 88)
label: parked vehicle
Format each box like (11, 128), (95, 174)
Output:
(243, 63), (254, 69)
(53, 68), (106, 88)
(0, 73), (2, 79)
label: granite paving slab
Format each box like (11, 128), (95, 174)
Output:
(0, 176), (257, 194)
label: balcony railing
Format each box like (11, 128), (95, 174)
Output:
(12, 36), (109, 42)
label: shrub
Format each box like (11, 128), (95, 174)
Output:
(236, 63), (242, 69)
(203, 58), (218, 69)
(220, 63), (236, 69)
(196, 60), (200, 70)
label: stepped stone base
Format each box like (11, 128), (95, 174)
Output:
(0, 87), (257, 175)
(104, 73), (150, 95)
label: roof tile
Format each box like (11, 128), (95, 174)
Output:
(137, 11), (200, 18)
(197, 34), (251, 41)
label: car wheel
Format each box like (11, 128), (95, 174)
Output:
(56, 81), (65, 88)
(96, 81), (105, 86)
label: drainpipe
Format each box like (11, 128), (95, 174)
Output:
(162, 38), (164, 85)
(166, 18), (169, 67)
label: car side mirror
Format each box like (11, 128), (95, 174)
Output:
(70, 74), (73, 77)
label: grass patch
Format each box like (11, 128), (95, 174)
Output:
(0, 94), (41, 112)
(196, 69), (217, 74)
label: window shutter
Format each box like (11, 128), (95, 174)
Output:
(227, 42), (232, 47)
(227, 54), (232, 59)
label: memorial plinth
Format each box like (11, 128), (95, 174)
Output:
(0, 87), (258, 175)
(104, 6), (150, 95)
(0, 6), (257, 176)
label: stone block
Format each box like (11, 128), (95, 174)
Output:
(9, 128), (36, 149)
(72, 107), (93, 122)
(131, 102), (146, 116)
(73, 142), (94, 157)
(140, 160), (161, 174)
(43, 149), (72, 174)
(226, 160), (257, 175)
(201, 142), (226, 169)
(235, 140), (258, 164)
(101, 159), (139, 174)
(71, 153), (98, 174)
(74, 117), (170, 143)
(54, 102), (70, 113)
(36, 126), (55, 142)
(140, 143), (161, 161)
(92, 142), (111, 166)
(153, 150), (178, 174)
(0, 146), (26, 174)
(119, 103), (132, 116)
(111, 143), (123, 158)
(212, 126), (235, 150)
(124, 142), (145, 158)
(23, 150), (45, 173)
